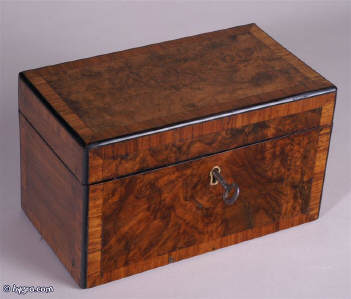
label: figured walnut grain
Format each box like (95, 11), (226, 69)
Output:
(86, 128), (327, 287)
(88, 93), (334, 183)
(22, 24), (333, 144)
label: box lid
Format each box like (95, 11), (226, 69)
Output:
(21, 23), (334, 146)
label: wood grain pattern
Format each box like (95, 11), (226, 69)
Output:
(22, 24), (333, 144)
(86, 128), (323, 287)
(88, 213), (316, 287)
(19, 114), (86, 287)
(309, 126), (333, 217)
(18, 76), (86, 183)
(18, 23), (337, 289)
(308, 94), (336, 217)
(88, 93), (334, 183)
(249, 24), (332, 91)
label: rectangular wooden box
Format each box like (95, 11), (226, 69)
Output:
(18, 24), (336, 288)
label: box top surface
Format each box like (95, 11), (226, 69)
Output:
(22, 23), (334, 145)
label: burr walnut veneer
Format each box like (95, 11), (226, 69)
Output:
(18, 24), (336, 288)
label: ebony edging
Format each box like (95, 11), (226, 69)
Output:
(87, 86), (336, 149)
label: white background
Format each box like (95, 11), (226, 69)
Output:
(0, 1), (350, 298)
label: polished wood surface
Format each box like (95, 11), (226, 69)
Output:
(22, 24), (333, 144)
(87, 128), (323, 287)
(88, 213), (318, 287)
(88, 93), (334, 183)
(19, 91), (335, 288)
(19, 76), (86, 183)
(18, 23), (336, 288)
(19, 114), (86, 287)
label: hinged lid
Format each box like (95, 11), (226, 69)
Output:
(21, 23), (334, 147)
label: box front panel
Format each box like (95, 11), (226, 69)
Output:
(87, 124), (332, 287)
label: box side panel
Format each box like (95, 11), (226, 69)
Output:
(19, 114), (86, 287)
(19, 75), (86, 184)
